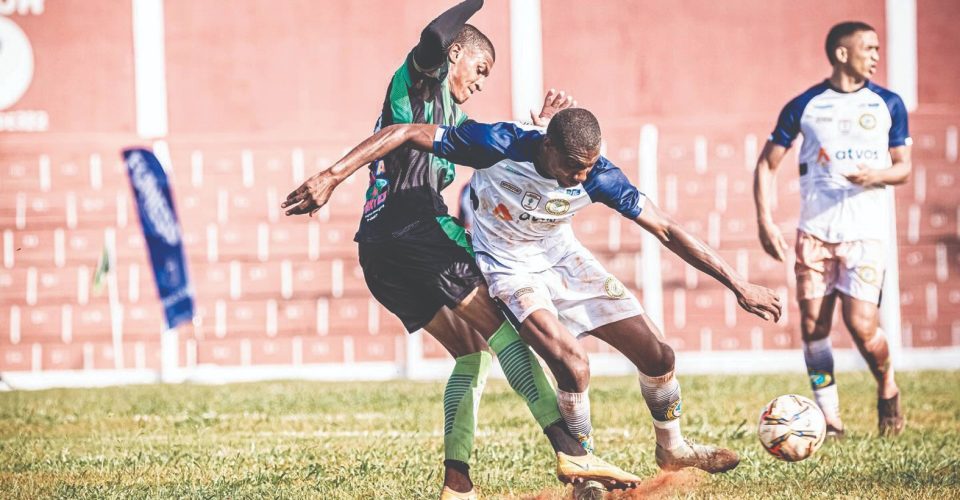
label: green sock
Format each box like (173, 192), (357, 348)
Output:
(488, 320), (563, 429)
(444, 351), (492, 463)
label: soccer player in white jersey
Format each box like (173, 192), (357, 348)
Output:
(285, 108), (783, 475)
(753, 21), (911, 437)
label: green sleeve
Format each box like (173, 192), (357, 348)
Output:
(387, 60), (415, 125)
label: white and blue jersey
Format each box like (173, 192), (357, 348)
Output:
(770, 80), (911, 242)
(433, 121), (646, 272)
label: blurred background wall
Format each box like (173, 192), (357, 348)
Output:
(1, 0), (957, 388)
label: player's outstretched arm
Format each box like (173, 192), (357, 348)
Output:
(282, 124), (439, 216)
(753, 141), (790, 262)
(635, 200), (783, 322)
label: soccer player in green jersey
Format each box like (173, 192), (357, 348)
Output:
(290, 1), (638, 497)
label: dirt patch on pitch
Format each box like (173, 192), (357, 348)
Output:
(516, 470), (700, 499)
(610, 470), (701, 499)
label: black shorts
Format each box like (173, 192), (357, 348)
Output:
(358, 219), (483, 333)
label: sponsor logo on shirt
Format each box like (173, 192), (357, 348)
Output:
(362, 174), (390, 221)
(815, 116), (833, 123)
(859, 113), (877, 130)
(521, 192), (542, 211)
(565, 188), (582, 195)
(518, 212), (561, 224)
(544, 198), (571, 215)
(813, 103), (834, 109)
(493, 203), (513, 221)
(500, 181), (522, 195)
(817, 148), (831, 166)
(834, 148), (880, 161)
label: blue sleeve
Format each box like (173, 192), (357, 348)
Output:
(583, 156), (645, 219)
(433, 120), (540, 169)
(768, 82), (827, 148)
(769, 97), (803, 148)
(886, 94), (910, 148)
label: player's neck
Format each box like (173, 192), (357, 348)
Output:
(828, 68), (868, 93)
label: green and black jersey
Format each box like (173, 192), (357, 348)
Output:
(354, 51), (467, 243)
(354, 0), (480, 243)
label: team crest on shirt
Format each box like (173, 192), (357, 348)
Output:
(521, 192), (542, 211)
(859, 113), (877, 130)
(544, 198), (570, 215)
(603, 277), (626, 299)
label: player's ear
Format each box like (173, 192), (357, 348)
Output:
(834, 45), (848, 65)
(448, 43), (463, 64)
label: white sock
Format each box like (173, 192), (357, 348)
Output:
(639, 372), (685, 450)
(813, 384), (842, 423)
(557, 389), (593, 440)
(652, 418), (684, 451)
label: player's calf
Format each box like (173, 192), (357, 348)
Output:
(640, 370), (740, 474)
(803, 337), (844, 433)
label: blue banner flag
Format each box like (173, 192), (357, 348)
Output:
(123, 148), (195, 329)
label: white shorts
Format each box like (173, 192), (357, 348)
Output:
(795, 231), (886, 304)
(476, 243), (644, 337)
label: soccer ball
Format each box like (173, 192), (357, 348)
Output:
(757, 394), (827, 461)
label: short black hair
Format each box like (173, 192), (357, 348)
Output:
(452, 24), (495, 62)
(546, 108), (601, 157)
(825, 21), (875, 65)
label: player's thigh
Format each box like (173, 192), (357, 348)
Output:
(518, 309), (584, 362)
(424, 306), (489, 358)
(795, 231), (839, 308)
(519, 309), (590, 390)
(450, 283), (509, 338)
(834, 239), (885, 322)
(838, 294), (880, 343)
(799, 294), (838, 341)
(588, 313), (674, 376)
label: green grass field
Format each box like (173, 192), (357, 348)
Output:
(1, 370), (958, 499)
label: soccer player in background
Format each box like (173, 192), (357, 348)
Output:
(284, 108), (784, 475)
(290, 1), (639, 497)
(752, 21), (911, 437)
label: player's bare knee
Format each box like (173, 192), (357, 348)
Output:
(567, 348), (591, 392)
(641, 340), (675, 377)
(659, 341), (676, 373)
(802, 318), (831, 342)
(551, 343), (589, 392)
(846, 312), (877, 341)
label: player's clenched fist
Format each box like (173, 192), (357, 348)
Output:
(282, 172), (337, 216)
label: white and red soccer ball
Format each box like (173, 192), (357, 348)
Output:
(758, 394), (827, 462)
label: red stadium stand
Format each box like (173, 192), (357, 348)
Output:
(1, 1), (956, 385)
